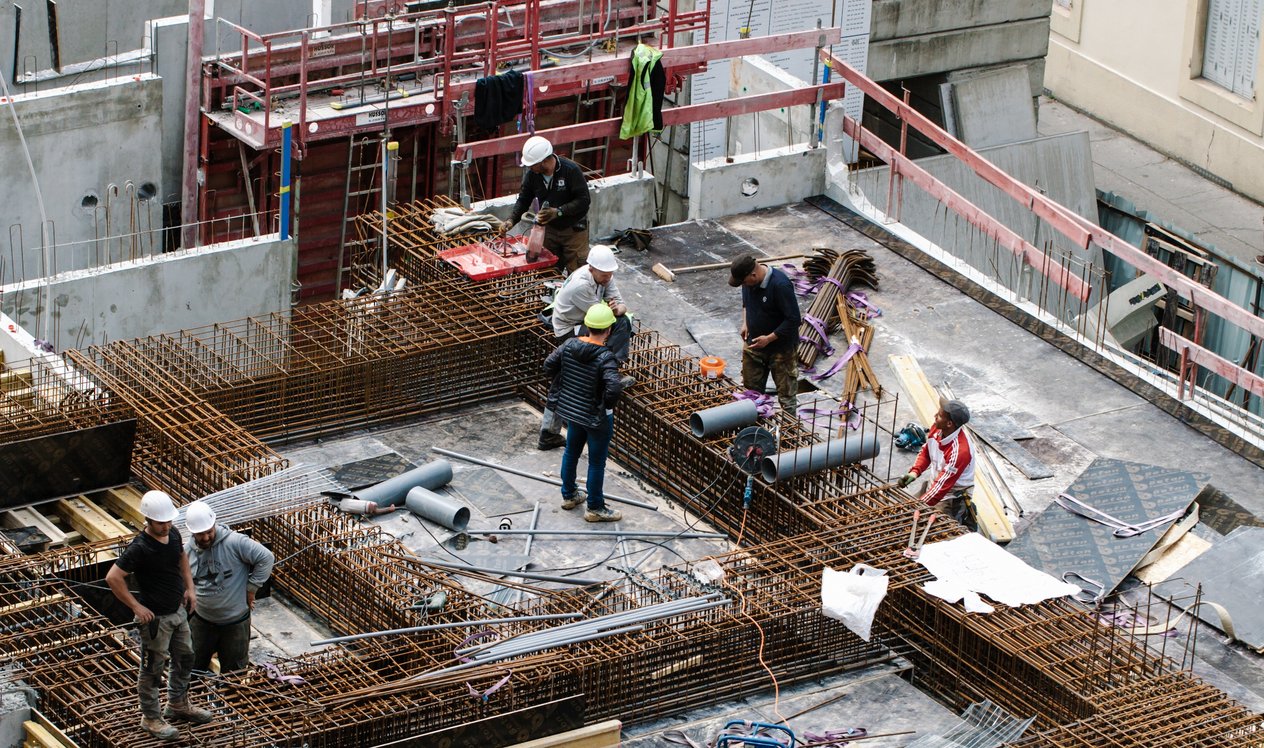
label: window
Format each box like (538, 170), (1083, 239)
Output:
(1202, 0), (1263, 98)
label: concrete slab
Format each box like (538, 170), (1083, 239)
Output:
(623, 662), (964, 748)
(945, 66), (1038, 149)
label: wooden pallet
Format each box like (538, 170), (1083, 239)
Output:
(887, 354), (1015, 543)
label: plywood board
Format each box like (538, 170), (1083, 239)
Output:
(1162, 526), (1264, 651)
(330, 452), (416, 491)
(1135, 532), (1212, 585)
(1197, 486), (1264, 536)
(1007, 458), (1208, 600)
(887, 354), (1014, 543)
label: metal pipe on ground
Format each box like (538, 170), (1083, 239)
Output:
(469, 529), (727, 539)
(761, 432), (881, 482)
(404, 486), (470, 531)
(417, 557), (604, 586)
(431, 447), (659, 511)
(690, 400), (759, 438)
(355, 459), (454, 507)
(310, 613), (584, 646)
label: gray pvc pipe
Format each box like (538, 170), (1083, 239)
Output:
(404, 486), (470, 531)
(689, 400), (758, 438)
(760, 432), (881, 483)
(354, 459), (453, 507)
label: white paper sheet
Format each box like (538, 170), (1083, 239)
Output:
(918, 533), (1081, 609)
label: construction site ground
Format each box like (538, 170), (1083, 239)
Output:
(226, 188), (1264, 743)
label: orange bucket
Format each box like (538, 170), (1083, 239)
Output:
(699, 356), (725, 379)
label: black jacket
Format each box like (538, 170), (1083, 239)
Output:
(510, 156), (591, 230)
(544, 337), (622, 428)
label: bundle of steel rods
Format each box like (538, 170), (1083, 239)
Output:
(796, 249), (879, 370)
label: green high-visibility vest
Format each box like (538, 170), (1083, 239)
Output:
(620, 43), (664, 140)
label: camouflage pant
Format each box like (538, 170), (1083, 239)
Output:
(741, 345), (798, 414)
(138, 608), (194, 719)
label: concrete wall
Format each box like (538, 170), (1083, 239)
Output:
(687, 145), (827, 221)
(728, 57), (816, 157)
(840, 131), (1101, 312)
(1046, 0), (1264, 203)
(0, 75), (164, 272)
(0, 235), (295, 351)
(0, 0), (184, 89)
(475, 172), (657, 242)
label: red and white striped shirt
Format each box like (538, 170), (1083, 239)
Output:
(911, 425), (975, 506)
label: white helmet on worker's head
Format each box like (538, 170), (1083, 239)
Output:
(521, 136), (554, 167)
(185, 501), (217, 534)
(587, 244), (618, 273)
(139, 490), (178, 523)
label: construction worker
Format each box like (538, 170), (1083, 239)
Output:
(184, 501), (276, 674)
(898, 397), (977, 532)
(730, 254), (802, 414)
(506, 135), (592, 272)
(537, 244), (634, 450)
(105, 491), (214, 741)
(544, 302), (625, 523)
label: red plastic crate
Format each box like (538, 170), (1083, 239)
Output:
(439, 236), (557, 281)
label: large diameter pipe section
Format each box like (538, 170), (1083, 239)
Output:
(355, 459), (453, 507)
(404, 486), (470, 531)
(689, 400), (758, 438)
(761, 432), (881, 483)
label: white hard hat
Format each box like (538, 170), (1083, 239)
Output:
(139, 490), (178, 523)
(521, 136), (554, 167)
(587, 244), (618, 273)
(185, 500), (216, 534)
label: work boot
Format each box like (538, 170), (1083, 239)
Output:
(585, 506), (622, 523)
(140, 716), (180, 741)
(537, 432), (566, 451)
(561, 494), (584, 510)
(164, 701), (214, 724)
(619, 374), (636, 390)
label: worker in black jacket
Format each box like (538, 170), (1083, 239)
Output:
(543, 302), (624, 522)
(508, 136), (592, 273)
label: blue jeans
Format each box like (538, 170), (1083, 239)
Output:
(560, 413), (613, 510)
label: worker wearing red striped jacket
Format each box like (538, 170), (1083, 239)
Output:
(898, 398), (977, 531)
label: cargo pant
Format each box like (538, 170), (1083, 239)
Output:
(138, 608), (195, 719)
(939, 486), (978, 533)
(190, 611), (253, 673)
(544, 223), (590, 273)
(741, 345), (799, 414)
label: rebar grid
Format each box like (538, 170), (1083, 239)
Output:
(1004, 672), (1264, 747)
(0, 354), (131, 445)
(2, 269), (1260, 746)
(351, 196), (563, 289)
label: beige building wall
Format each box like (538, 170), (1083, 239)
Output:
(1046, 0), (1264, 202)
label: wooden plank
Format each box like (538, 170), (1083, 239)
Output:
(508, 721), (623, 748)
(30, 710), (78, 748)
(887, 354), (1015, 543)
(100, 488), (146, 530)
(23, 721), (66, 748)
(56, 496), (131, 542)
(2, 508), (69, 546)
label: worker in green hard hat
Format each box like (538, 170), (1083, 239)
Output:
(543, 302), (625, 523)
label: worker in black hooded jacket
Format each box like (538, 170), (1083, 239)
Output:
(543, 302), (624, 523)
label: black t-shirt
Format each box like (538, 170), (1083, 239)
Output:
(115, 528), (186, 616)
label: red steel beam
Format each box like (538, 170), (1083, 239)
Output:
(448, 27), (842, 99)
(458, 82), (846, 160)
(1159, 327), (1264, 400)
(842, 115), (1092, 302)
(820, 50), (1264, 343)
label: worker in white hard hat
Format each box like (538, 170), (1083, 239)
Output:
(106, 490), (215, 740)
(536, 244), (635, 450)
(183, 500), (275, 674)
(506, 135), (593, 273)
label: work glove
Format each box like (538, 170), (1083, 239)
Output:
(498, 218), (515, 233)
(536, 207), (559, 224)
(897, 471), (917, 488)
